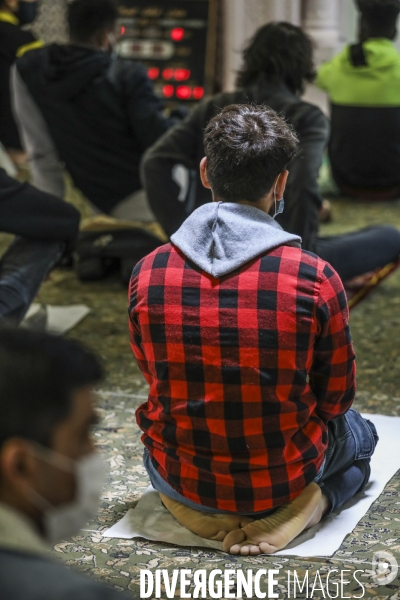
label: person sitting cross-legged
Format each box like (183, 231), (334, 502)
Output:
(129, 105), (379, 556)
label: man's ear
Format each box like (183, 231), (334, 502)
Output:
(275, 170), (289, 201)
(200, 157), (211, 190)
(0, 439), (38, 493)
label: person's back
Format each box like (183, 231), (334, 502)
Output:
(131, 217), (351, 513)
(317, 0), (400, 195)
(12, 0), (175, 215)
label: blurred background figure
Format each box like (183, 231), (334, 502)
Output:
(0, 168), (79, 324)
(0, 0), (42, 167)
(142, 21), (400, 283)
(0, 328), (134, 600)
(12, 0), (183, 222)
(317, 0), (400, 199)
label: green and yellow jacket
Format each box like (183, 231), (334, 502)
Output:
(317, 39), (400, 194)
(0, 11), (43, 149)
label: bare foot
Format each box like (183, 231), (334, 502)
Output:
(223, 483), (329, 555)
(160, 493), (254, 542)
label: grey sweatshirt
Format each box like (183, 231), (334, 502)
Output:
(171, 201), (302, 277)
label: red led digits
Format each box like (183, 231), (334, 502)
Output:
(174, 68), (190, 81)
(162, 68), (174, 80)
(162, 85), (174, 98)
(171, 28), (185, 42)
(147, 68), (160, 80)
(176, 86), (192, 100)
(193, 87), (204, 100)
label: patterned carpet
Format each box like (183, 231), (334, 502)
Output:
(49, 392), (400, 599)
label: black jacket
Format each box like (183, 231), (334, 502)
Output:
(142, 82), (329, 252)
(15, 45), (177, 213)
(0, 168), (80, 248)
(0, 17), (36, 149)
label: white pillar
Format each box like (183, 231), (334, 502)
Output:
(302, 0), (340, 64)
(223, 0), (301, 91)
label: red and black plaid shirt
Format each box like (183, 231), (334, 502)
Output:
(129, 243), (356, 514)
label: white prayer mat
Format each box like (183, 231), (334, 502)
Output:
(102, 414), (400, 557)
(23, 304), (90, 335)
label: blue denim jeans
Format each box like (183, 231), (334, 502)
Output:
(0, 236), (63, 325)
(314, 409), (378, 514)
(144, 409), (378, 517)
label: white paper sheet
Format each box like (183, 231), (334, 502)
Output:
(23, 304), (90, 335)
(103, 414), (400, 557)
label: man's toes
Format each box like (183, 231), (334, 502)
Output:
(211, 530), (228, 542)
(258, 542), (278, 555)
(223, 528), (246, 552)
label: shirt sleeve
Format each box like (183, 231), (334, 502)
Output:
(124, 63), (176, 154)
(128, 262), (152, 385)
(140, 102), (205, 236)
(309, 262), (356, 421)
(11, 65), (65, 198)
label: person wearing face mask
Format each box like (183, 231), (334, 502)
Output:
(0, 328), (134, 600)
(0, 0), (42, 165)
(129, 104), (378, 556)
(141, 21), (400, 284)
(11, 0), (182, 222)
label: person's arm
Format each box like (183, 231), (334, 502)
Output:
(128, 262), (153, 385)
(309, 262), (356, 422)
(141, 102), (207, 236)
(277, 104), (329, 253)
(11, 64), (65, 198)
(0, 167), (80, 246)
(123, 62), (180, 154)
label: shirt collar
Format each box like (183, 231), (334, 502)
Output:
(0, 502), (48, 557)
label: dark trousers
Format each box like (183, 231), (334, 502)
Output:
(315, 409), (378, 514)
(316, 226), (400, 282)
(0, 237), (63, 324)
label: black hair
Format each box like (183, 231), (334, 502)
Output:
(357, 0), (400, 38)
(68, 0), (118, 43)
(0, 328), (103, 449)
(204, 104), (298, 204)
(236, 22), (316, 96)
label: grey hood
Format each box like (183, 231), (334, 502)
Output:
(171, 202), (301, 278)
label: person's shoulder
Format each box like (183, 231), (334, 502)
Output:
(131, 242), (174, 277)
(0, 20), (36, 55)
(16, 42), (48, 70)
(275, 246), (331, 277)
(0, 550), (132, 600)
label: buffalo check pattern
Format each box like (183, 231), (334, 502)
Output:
(129, 243), (356, 514)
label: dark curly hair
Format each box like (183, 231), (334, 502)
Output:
(68, 0), (118, 43)
(204, 104), (298, 204)
(236, 22), (316, 96)
(357, 0), (400, 39)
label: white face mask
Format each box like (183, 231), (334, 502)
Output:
(26, 445), (106, 545)
(273, 180), (285, 218)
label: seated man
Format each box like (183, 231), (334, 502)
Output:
(0, 0), (42, 165)
(12, 0), (179, 221)
(0, 328), (134, 599)
(129, 105), (378, 556)
(0, 167), (80, 324)
(142, 21), (400, 283)
(317, 0), (400, 198)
